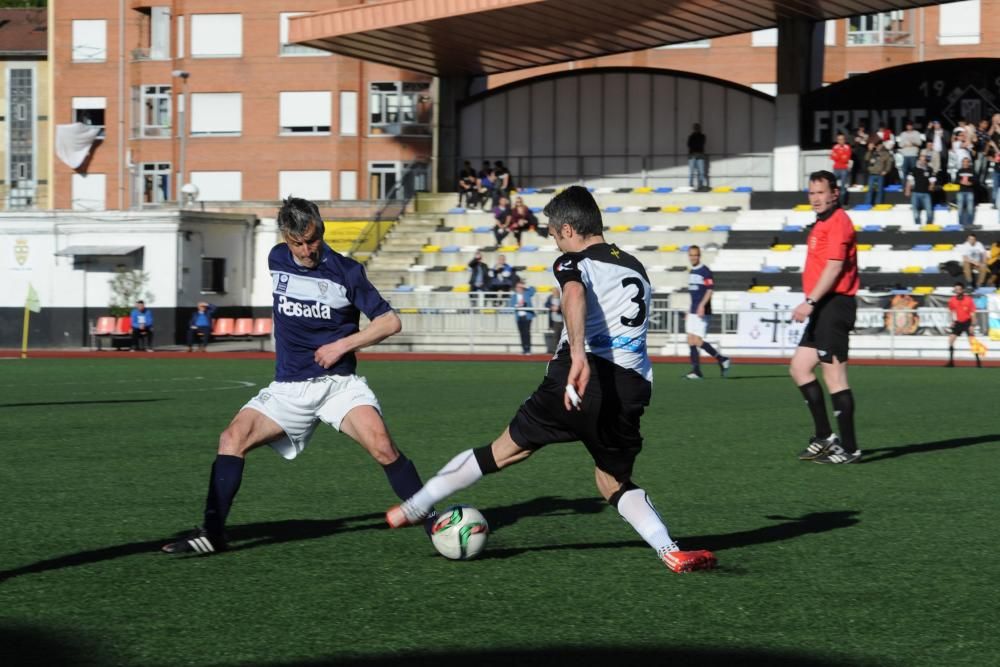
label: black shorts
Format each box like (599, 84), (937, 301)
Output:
(951, 320), (972, 336)
(799, 294), (857, 363)
(507, 352), (652, 479)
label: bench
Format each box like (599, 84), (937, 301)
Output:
(92, 316), (133, 350)
(210, 317), (272, 351)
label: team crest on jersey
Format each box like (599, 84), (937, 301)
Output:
(318, 281), (329, 297)
(276, 273), (290, 293)
(610, 247), (621, 259)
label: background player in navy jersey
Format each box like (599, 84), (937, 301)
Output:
(386, 186), (716, 573)
(684, 245), (731, 379)
(162, 197), (431, 555)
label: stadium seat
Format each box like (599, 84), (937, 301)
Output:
(682, 206), (702, 213)
(922, 224), (942, 231)
(114, 317), (132, 335)
(94, 316), (116, 336)
(662, 206), (681, 213)
(852, 204), (873, 211)
(734, 186), (753, 193)
(605, 206), (622, 213)
(654, 186), (673, 193)
(212, 317), (235, 337)
(932, 244), (953, 251)
(421, 245), (440, 252)
(234, 318), (254, 336)
(252, 318), (272, 336)
(448, 207), (466, 214)
(631, 225), (650, 232)
(911, 244), (933, 251)
(793, 204), (811, 212)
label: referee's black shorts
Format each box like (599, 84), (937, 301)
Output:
(950, 320), (972, 336)
(799, 293), (857, 363)
(507, 351), (651, 480)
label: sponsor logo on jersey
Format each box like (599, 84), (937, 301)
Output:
(277, 295), (332, 319)
(557, 260), (574, 272)
(588, 334), (646, 352)
(276, 273), (290, 294)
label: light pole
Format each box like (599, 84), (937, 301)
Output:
(171, 70), (190, 203)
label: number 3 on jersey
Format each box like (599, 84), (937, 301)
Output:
(620, 277), (647, 327)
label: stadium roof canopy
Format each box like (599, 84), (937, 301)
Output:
(289, 0), (945, 77)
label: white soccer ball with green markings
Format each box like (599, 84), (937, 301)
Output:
(430, 505), (489, 560)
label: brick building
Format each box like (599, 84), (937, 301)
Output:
(51, 0), (432, 211)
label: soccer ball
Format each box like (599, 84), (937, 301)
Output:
(430, 505), (489, 560)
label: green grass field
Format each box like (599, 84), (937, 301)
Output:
(1, 358), (997, 667)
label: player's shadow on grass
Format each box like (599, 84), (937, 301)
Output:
(484, 495), (608, 531)
(477, 509), (860, 560)
(0, 513), (389, 583)
(861, 433), (1000, 463)
(0, 398), (167, 408)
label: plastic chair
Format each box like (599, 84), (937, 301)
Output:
(212, 317), (235, 337)
(234, 318), (254, 337)
(114, 317), (132, 334)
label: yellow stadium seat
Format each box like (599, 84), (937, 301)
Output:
(901, 266), (922, 274)
(690, 224), (711, 232)
(634, 186), (653, 194)
(749, 285), (771, 293)
(662, 206), (681, 213)
(857, 244), (873, 251)
(932, 243), (954, 251)
(399, 307), (420, 314)
(772, 244), (793, 251)
(525, 265), (547, 272)
(452, 284), (470, 292)
(499, 245), (519, 252)
(912, 286), (934, 295)
(421, 245), (440, 252)
(874, 204), (893, 211)
(611, 225), (630, 232)
(794, 204), (812, 211)
(922, 224), (941, 231)
(454, 226), (473, 233)
(482, 308), (496, 314)
(712, 186), (733, 193)
(942, 183), (959, 192)
(535, 285), (553, 293)
(853, 225), (863, 231)
(446, 265), (465, 272)
(659, 244), (679, 252)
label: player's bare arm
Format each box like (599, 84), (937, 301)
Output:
(314, 310), (402, 368)
(562, 280), (589, 411)
(793, 259), (844, 322)
(696, 289), (712, 317)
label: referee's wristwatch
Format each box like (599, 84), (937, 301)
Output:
(805, 297), (818, 307)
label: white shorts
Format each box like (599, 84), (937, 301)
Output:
(686, 313), (708, 338)
(242, 374), (381, 460)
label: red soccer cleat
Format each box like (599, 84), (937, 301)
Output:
(661, 549), (717, 573)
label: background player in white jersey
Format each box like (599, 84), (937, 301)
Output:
(386, 186), (716, 573)
(162, 197), (432, 555)
(684, 245), (731, 379)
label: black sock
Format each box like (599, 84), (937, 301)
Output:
(830, 389), (857, 452)
(949, 346), (954, 363)
(701, 341), (720, 358)
(689, 346), (700, 372)
(203, 455), (245, 537)
(975, 354), (982, 368)
(798, 380), (832, 439)
(382, 453), (425, 501)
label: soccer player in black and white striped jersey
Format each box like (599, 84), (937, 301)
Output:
(387, 186), (716, 573)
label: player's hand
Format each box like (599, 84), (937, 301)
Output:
(792, 302), (813, 323)
(696, 305), (706, 317)
(314, 341), (346, 368)
(564, 356), (590, 411)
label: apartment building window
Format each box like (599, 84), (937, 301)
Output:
(190, 171), (242, 201)
(939, 0), (980, 45)
(132, 85), (171, 138)
(133, 7), (171, 60)
(279, 170), (331, 200)
(369, 82), (432, 136)
(201, 258), (226, 293)
(72, 173), (106, 210)
(340, 91), (358, 136)
(279, 91), (331, 134)
(73, 97), (106, 137)
(190, 14), (242, 58)
(139, 162), (171, 204)
(7, 67), (35, 208)
(368, 162), (428, 199)
(339, 171), (357, 200)
(190, 93), (241, 135)
(847, 11), (911, 46)
(751, 28), (777, 47)
(279, 12), (330, 56)
(72, 20), (107, 62)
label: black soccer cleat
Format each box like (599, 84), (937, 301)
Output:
(161, 527), (227, 555)
(798, 433), (839, 460)
(719, 357), (732, 377)
(813, 444), (862, 464)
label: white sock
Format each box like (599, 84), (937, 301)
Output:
(406, 449), (484, 518)
(616, 488), (677, 553)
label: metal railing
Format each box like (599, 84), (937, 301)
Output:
(350, 162), (429, 262)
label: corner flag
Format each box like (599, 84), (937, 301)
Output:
(26, 283), (41, 313)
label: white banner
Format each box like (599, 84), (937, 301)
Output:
(736, 292), (807, 351)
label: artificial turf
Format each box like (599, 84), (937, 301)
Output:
(0, 358), (996, 667)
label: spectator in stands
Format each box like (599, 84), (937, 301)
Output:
(988, 115), (1000, 217)
(956, 233), (987, 287)
(851, 123), (869, 185)
(457, 160), (476, 207)
(493, 161), (512, 207)
(950, 128), (972, 180)
(876, 123), (895, 152)
(492, 195), (514, 245)
(974, 119), (992, 185)
(864, 136), (893, 205)
(544, 285), (564, 353)
(130, 300), (154, 351)
(510, 279), (536, 354)
(904, 152), (936, 226)
(927, 120), (948, 174)
(509, 198), (538, 246)
(467, 251), (490, 305)
(986, 240), (1000, 287)
(956, 157), (977, 228)
(489, 253), (516, 297)
(187, 301), (216, 352)
(829, 133), (852, 205)
(477, 161), (496, 209)
(946, 283), (982, 368)
(896, 120), (924, 181)
(687, 123), (707, 190)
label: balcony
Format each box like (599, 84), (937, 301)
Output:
(131, 47), (169, 62)
(847, 29), (914, 47)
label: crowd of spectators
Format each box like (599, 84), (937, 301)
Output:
(832, 114), (1000, 224)
(458, 159), (514, 210)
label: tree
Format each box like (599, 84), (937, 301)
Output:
(108, 267), (153, 316)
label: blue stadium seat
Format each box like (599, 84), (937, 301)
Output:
(911, 244), (933, 251)
(884, 184), (903, 192)
(862, 224), (881, 232)
(519, 187), (538, 194)
(530, 206), (543, 213)
(760, 265), (781, 273)
(654, 186), (673, 193)
(783, 225), (804, 232)
(605, 206), (622, 213)
(441, 245), (461, 252)
(394, 285), (415, 292)
(520, 245), (539, 252)
(631, 225), (650, 232)
(474, 225), (493, 233)
(712, 224), (732, 232)
(922, 266), (940, 274)
(852, 204), (873, 211)
(734, 186), (753, 192)
(943, 224), (962, 231)
(448, 207), (466, 214)
(682, 206), (702, 213)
